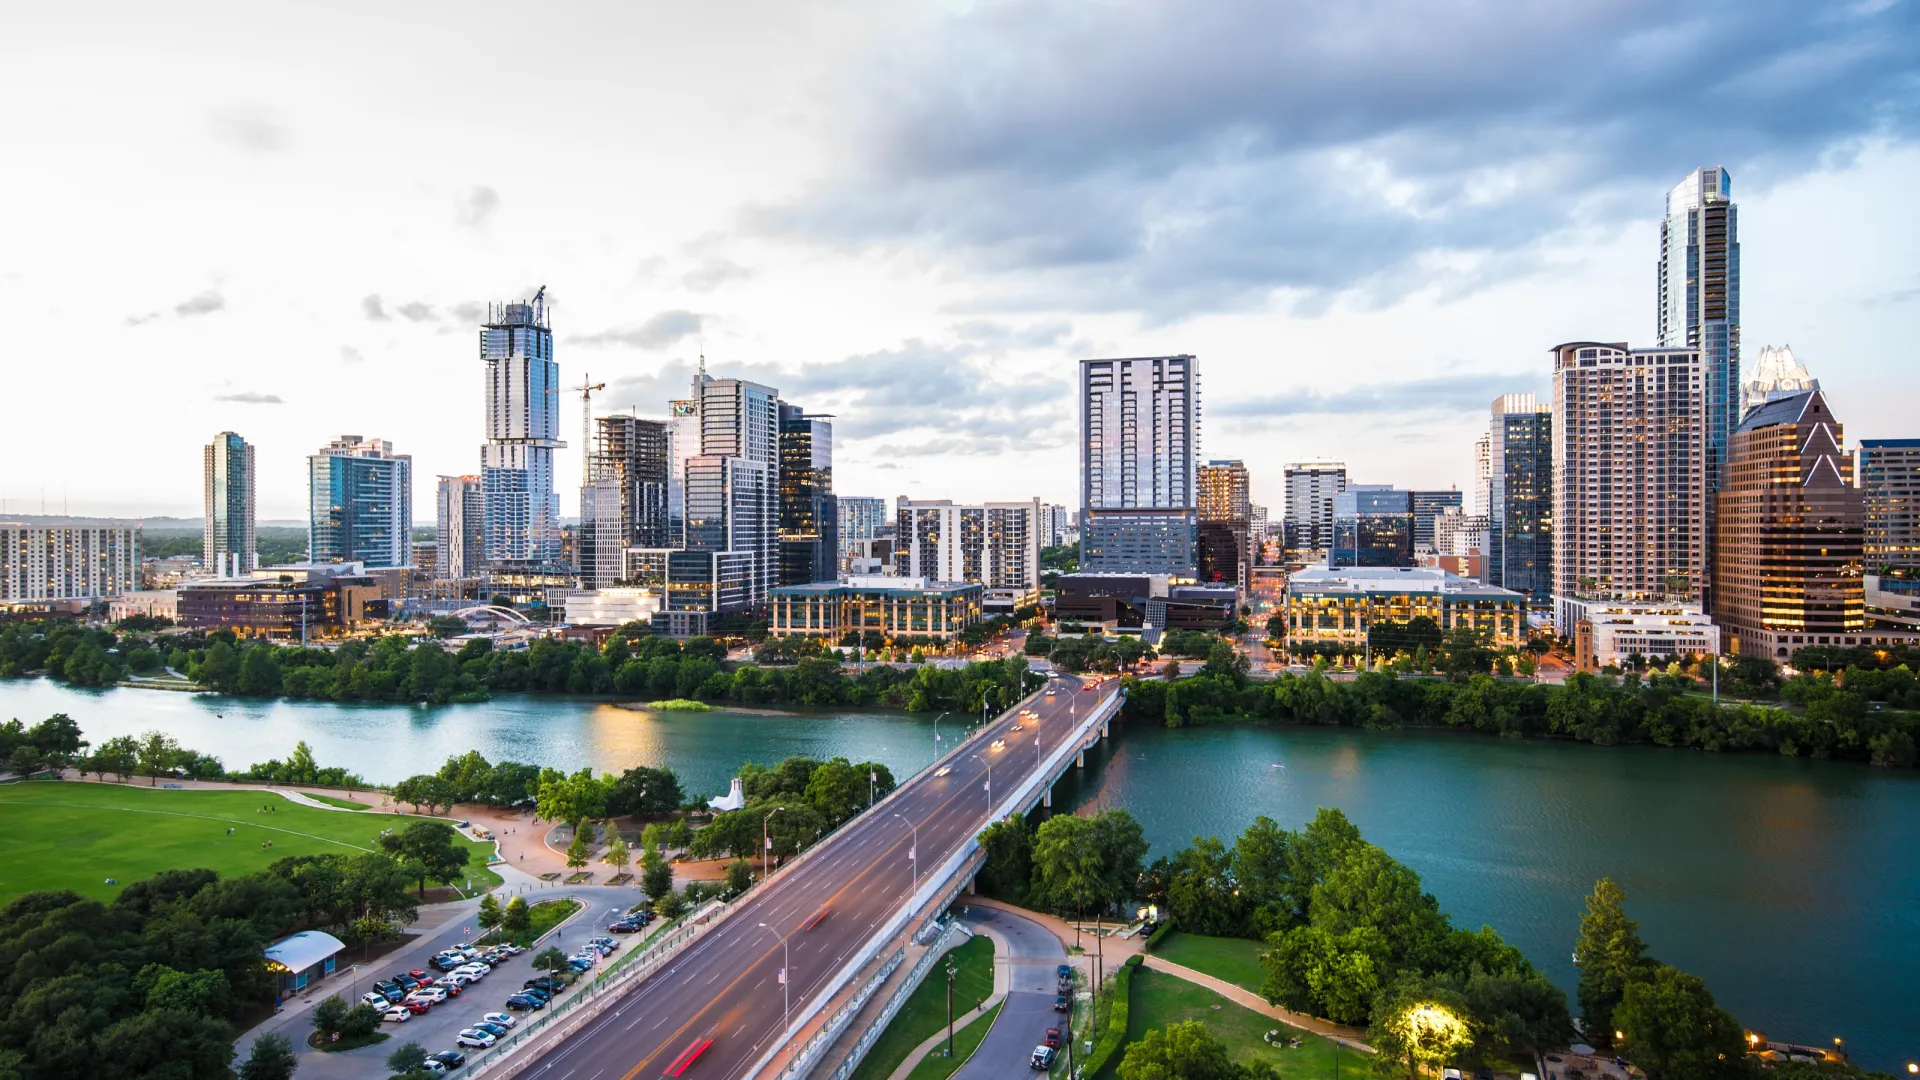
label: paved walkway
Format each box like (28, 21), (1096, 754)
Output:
(883, 924), (1003, 1080)
(1138, 956), (1371, 1052)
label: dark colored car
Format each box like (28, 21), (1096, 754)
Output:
(522, 987), (553, 1001)
(1053, 995), (1069, 1013)
(395, 975), (421, 992)
(1056, 965), (1072, 980)
(474, 1022), (511, 1039)
(432, 956), (461, 971)
(610, 922), (643, 933)
(503, 994), (544, 1011)
(433, 1050), (466, 1070)
(525, 978), (564, 992)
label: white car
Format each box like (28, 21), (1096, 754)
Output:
(407, 987), (448, 1004)
(381, 1007), (412, 1023)
(454, 965), (488, 980)
(990, 739), (1006, 751)
(933, 766), (952, 777)
(456, 1028), (498, 1049)
(447, 972), (479, 987)
(362, 992), (393, 1009)
(481, 1012), (517, 1028)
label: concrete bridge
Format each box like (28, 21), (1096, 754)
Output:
(474, 670), (1124, 1080)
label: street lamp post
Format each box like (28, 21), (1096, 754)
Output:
(757, 922), (792, 1033)
(893, 812), (920, 890)
(931, 712), (948, 763)
(974, 752), (994, 818)
(762, 807), (784, 879)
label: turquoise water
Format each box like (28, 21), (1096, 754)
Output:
(3, 679), (1915, 1067)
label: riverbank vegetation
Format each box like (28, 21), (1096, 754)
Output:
(1120, 662), (1920, 768)
(687, 754), (899, 860)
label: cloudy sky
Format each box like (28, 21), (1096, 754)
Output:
(3, 0), (1917, 521)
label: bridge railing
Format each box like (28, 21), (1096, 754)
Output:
(821, 920), (971, 1080)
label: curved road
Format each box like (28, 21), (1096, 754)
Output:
(516, 672), (1111, 1080)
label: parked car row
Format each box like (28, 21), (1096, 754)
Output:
(608, 910), (657, 934)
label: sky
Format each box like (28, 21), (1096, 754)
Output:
(2, 0), (1917, 522)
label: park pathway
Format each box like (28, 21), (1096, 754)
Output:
(1138, 956), (1372, 1052)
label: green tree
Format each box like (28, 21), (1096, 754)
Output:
(1613, 965), (1749, 1080)
(1117, 1020), (1248, 1080)
(566, 829), (591, 871)
(1031, 814), (1103, 942)
(143, 966), (232, 1014)
(386, 1041), (429, 1075)
(311, 993), (349, 1035)
(136, 729), (180, 785)
(1440, 626), (1496, 682)
(533, 946), (570, 974)
(654, 889), (688, 920)
(477, 893), (502, 936)
(642, 850), (674, 899)
(339, 1002), (380, 1037)
(976, 816), (1033, 902)
(606, 831), (631, 876)
(238, 1032), (298, 1080)
(725, 858), (753, 896)
(502, 896), (531, 933)
(1368, 975), (1476, 1080)
(1574, 878), (1651, 1046)
(377, 820), (472, 895)
(94, 733), (139, 781)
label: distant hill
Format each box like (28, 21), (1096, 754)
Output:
(0, 515), (305, 532)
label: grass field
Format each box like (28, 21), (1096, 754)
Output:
(1153, 932), (1269, 993)
(0, 780), (499, 905)
(1110, 968), (1343, 1080)
(305, 793), (374, 811)
(904, 1000), (1001, 1080)
(849, 934), (997, 1080)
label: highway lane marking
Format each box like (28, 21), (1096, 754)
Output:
(653, 1015), (668, 1029)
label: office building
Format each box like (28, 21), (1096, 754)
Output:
(1197, 460), (1253, 590)
(1283, 564), (1529, 652)
(577, 480), (625, 590)
(667, 398), (699, 547)
(1332, 486), (1414, 568)
(1551, 342), (1708, 629)
(203, 431), (256, 577)
(309, 436), (411, 569)
(1409, 490), (1464, 554)
(0, 524), (141, 603)
(1574, 604), (1721, 671)
(1715, 388), (1914, 660)
(1742, 344), (1817, 416)
(1041, 503), (1074, 548)
(1471, 433), (1491, 516)
(480, 290), (563, 567)
(434, 476), (485, 581)
(895, 498), (1043, 611)
(177, 563), (384, 639)
(1657, 167), (1741, 510)
(1859, 439), (1920, 571)
(778, 404), (837, 586)
(1283, 462), (1347, 561)
(1434, 508), (1490, 559)
(1052, 573), (1235, 634)
(1487, 394), (1554, 604)
(690, 370), (782, 604)
(838, 497), (889, 560)
(769, 576), (984, 641)
(563, 586), (662, 628)
(679, 453), (773, 613)
(1079, 355), (1197, 574)
(590, 414), (672, 549)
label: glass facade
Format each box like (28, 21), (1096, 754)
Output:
(1283, 462), (1347, 559)
(1859, 439), (1920, 572)
(308, 436), (411, 568)
(1080, 355), (1197, 574)
(1331, 487), (1414, 567)
(1657, 168), (1739, 550)
(203, 431), (256, 575)
(480, 292), (562, 566)
(1487, 395), (1554, 604)
(778, 404), (836, 586)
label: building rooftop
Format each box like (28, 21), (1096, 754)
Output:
(1736, 389), (1817, 434)
(772, 577), (979, 597)
(1287, 563), (1526, 600)
(264, 930), (345, 974)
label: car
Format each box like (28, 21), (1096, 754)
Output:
(414, 987), (450, 1003)
(1044, 1028), (1062, 1048)
(376, 983), (404, 1002)
(609, 921), (643, 933)
(456, 1029), (497, 1049)
(932, 766), (952, 778)
(395, 974), (421, 990)
(421, 1062), (447, 1075)
(521, 987), (553, 1001)
(1056, 964), (1073, 980)
(408, 968), (431, 980)
(526, 977), (565, 993)
(1030, 1046), (1057, 1070)
(589, 936), (618, 949)
(565, 959), (591, 973)
(441, 982), (463, 998)
(432, 1050), (467, 1070)
(454, 966), (488, 980)
(1009, 721), (1023, 731)
(504, 994), (544, 1011)
(401, 999), (432, 1015)
(990, 739), (1006, 751)
(481, 1012), (517, 1028)
(501, 944), (526, 956)
(432, 956), (462, 972)
(362, 992), (393, 1009)
(447, 973), (477, 988)
(473, 1022), (511, 1039)
(1053, 995), (1069, 1012)
(381, 1007), (413, 1023)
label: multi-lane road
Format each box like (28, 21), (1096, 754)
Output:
(517, 671), (1112, 1080)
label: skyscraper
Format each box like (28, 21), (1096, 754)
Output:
(1079, 355), (1197, 574)
(435, 475), (485, 580)
(1859, 439), (1920, 572)
(0, 525), (140, 602)
(577, 480), (626, 590)
(203, 431), (255, 577)
(778, 404), (837, 586)
(589, 414), (672, 548)
(1551, 342), (1707, 628)
(1742, 344), (1817, 416)
(480, 289), (562, 568)
(1714, 388), (1866, 659)
(1471, 433), (1491, 517)
(667, 398), (699, 547)
(309, 435), (412, 568)
(1487, 394), (1554, 604)
(1658, 167), (1740, 502)
(1197, 460), (1252, 590)
(895, 498), (1043, 610)
(837, 496), (888, 558)
(1331, 486), (1414, 567)
(694, 372), (782, 603)
(1283, 462), (1347, 561)
(1409, 490), (1464, 555)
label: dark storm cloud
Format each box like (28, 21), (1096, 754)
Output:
(458, 186), (501, 227)
(213, 391), (284, 404)
(174, 290), (225, 317)
(1212, 371), (1549, 419)
(573, 310), (705, 349)
(768, 0), (1920, 316)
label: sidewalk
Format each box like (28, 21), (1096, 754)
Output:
(884, 922), (1005, 1080)
(1138, 956), (1371, 1052)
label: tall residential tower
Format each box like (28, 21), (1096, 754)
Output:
(203, 431), (256, 577)
(1079, 355), (1197, 574)
(480, 289), (563, 568)
(1658, 167), (1740, 522)
(309, 435), (412, 568)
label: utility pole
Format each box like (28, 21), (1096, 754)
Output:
(758, 922), (793, 1033)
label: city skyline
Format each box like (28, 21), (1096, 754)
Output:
(3, 3), (1915, 521)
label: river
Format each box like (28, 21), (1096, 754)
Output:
(2, 679), (1915, 1068)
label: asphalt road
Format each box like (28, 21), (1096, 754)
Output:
(519, 672), (1111, 1080)
(953, 907), (1067, 1080)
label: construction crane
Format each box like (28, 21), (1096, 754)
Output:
(565, 373), (607, 483)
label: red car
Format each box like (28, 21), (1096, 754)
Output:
(408, 969), (430, 980)
(1044, 1028), (1062, 1048)
(402, 1000), (431, 1015)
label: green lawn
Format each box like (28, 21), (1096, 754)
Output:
(0, 781), (498, 905)
(1110, 968), (1344, 1080)
(1153, 932), (1268, 993)
(507, 899), (583, 949)
(849, 934), (997, 1080)
(305, 793), (374, 811)
(904, 1001), (1001, 1080)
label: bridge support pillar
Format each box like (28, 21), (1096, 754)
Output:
(1042, 787), (1052, 808)
(1101, 721), (1109, 740)
(1076, 750), (1085, 769)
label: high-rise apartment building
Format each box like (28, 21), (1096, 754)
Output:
(1487, 394), (1554, 605)
(1410, 490), (1464, 555)
(434, 475), (485, 580)
(1197, 460), (1252, 590)
(1283, 462), (1348, 561)
(1859, 439), (1920, 571)
(577, 480), (626, 590)
(693, 372), (782, 603)
(895, 498), (1042, 610)
(837, 496), (888, 558)
(667, 399), (699, 547)
(1713, 388), (1881, 659)
(1471, 433), (1491, 517)
(589, 414), (672, 549)
(1249, 504), (1269, 543)
(1551, 342), (1707, 629)
(1658, 167), (1740, 515)
(778, 404), (836, 586)
(1040, 504), (1074, 548)
(0, 524), (140, 602)
(203, 431), (256, 577)
(480, 290), (563, 568)
(1332, 486), (1414, 567)
(1079, 355), (1197, 574)
(309, 436), (412, 569)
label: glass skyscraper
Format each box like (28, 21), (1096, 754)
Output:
(778, 403), (836, 586)
(480, 290), (562, 567)
(1079, 355), (1197, 574)
(1487, 394), (1554, 604)
(1658, 167), (1739, 501)
(309, 436), (412, 568)
(203, 431), (256, 576)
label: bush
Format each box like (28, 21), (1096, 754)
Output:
(1142, 918), (1175, 953)
(340, 1002), (381, 1037)
(1079, 956), (1139, 1079)
(311, 993), (348, 1035)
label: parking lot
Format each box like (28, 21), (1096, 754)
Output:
(242, 885), (646, 1079)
